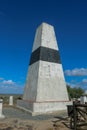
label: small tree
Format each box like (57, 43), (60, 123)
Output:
(67, 84), (84, 99)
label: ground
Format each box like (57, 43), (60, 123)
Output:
(0, 106), (70, 130)
(0, 118), (70, 130)
(0, 106), (87, 130)
(0, 117), (87, 130)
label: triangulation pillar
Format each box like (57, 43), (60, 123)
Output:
(17, 22), (70, 115)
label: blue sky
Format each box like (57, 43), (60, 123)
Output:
(0, 0), (87, 94)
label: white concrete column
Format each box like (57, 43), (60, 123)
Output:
(80, 96), (87, 104)
(9, 96), (13, 106)
(0, 99), (5, 119)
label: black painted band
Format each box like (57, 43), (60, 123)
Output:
(29, 46), (61, 65)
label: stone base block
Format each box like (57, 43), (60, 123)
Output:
(0, 114), (5, 119)
(17, 100), (72, 116)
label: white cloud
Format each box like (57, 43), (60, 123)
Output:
(65, 68), (87, 76)
(0, 77), (24, 94)
(82, 79), (87, 83)
(0, 84), (24, 94)
(2, 80), (15, 85)
(0, 82), (24, 94)
(0, 77), (4, 80)
(67, 78), (87, 91)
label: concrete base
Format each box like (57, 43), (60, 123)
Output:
(17, 100), (72, 116)
(0, 114), (5, 119)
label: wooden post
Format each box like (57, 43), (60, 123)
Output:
(73, 102), (77, 130)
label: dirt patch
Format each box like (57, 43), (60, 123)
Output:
(0, 118), (70, 130)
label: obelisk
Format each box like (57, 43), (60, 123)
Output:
(17, 22), (70, 115)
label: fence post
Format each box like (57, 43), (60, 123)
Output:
(73, 102), (77, 130)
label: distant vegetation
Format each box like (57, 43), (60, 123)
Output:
(0, 94), (23, 105)
(67, 84), (85, 99)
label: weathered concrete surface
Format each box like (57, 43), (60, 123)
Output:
(32, 23), (58, 52)
(9, 96), (13, 106)
(17, 22), (70, 115)
(0, 99), (5, 119)
(17, 100), (71, 116)
(23, 61), (68, 102)
(80, 96), (87, 104)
